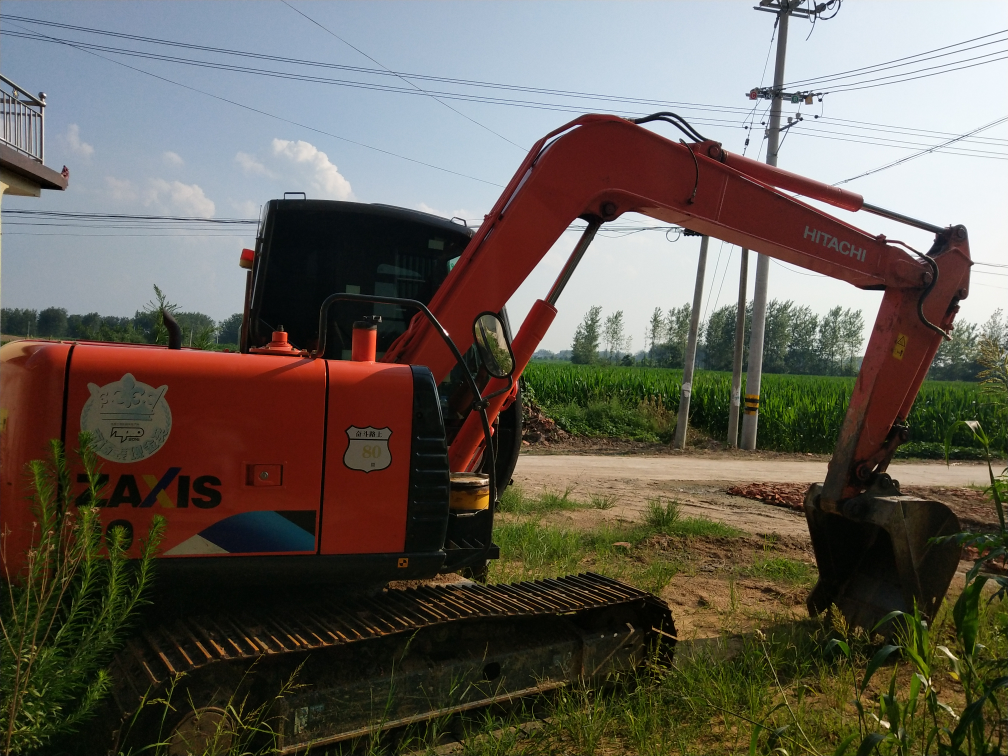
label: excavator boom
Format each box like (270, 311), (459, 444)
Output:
(386, 113), (971, 630)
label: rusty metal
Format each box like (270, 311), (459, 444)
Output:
(97, 573), (674, 753)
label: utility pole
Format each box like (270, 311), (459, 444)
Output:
(741, 0), (794, 450)
(674, 235), (709, 449)
(727, 248), (749, 447)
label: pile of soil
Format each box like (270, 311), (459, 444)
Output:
(904, 485), (1001, 532)
(727, 482), (810, 511)
(521, 400), (570, 445)
(726, 481), (1002, 532)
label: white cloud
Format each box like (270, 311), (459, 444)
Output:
(105, 176), (137, 202)
(271, 139), (352, 200)
(163, 151), (184, 166)
(64, 124), (94, 158)
(231, 199), (260, 218)
(104, 176), (215, 217)
(235, 151), (274, 178)
(145, 179), (215, 217)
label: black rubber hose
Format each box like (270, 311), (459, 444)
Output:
(631, 112), (710, 143)
(162, 309), (182, 350)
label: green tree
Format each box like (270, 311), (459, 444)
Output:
(817, 306), (844, 375)
(645, 307), (665, 365)
(218, 312), (243, 345)
(602, 310), (625, 363)
(840, 307), (865, 374)
(981, 308), (1007, 350)
(571, 306), (602, 365)
(785, 305), (819, 375)
(174, 311), (216, 347)
(703, 304), (737, 371)
(762, 299), (793, 374)
(36, 307), (68, 338)
(0, 309), (37, 337)
(931, 320), (981, 380)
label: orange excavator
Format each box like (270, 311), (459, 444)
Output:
(1, 112), (969, 751)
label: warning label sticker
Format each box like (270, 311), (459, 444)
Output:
(892, 334), (908, 360)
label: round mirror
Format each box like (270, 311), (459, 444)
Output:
(473, 313), (515, 379)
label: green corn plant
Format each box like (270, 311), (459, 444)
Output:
(0, 434), (165, 755)
(522, 362), (1006, 453)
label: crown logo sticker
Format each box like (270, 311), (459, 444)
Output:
(81, 373), (172, 464)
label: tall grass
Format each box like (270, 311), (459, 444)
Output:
(522, 362), (1008, 453)
(0, 435), (164, 755)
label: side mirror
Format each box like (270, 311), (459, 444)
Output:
(473, 312), (515, 379)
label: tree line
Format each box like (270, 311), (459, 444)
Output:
(1, 290), (243, 348)
(929, 308), (1007, 381)
(569, 299), (866, 376)
(565, 301), (1008, 381)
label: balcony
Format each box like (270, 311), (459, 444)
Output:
(0, 74), (66, 194)
(1, 74), (45, 163)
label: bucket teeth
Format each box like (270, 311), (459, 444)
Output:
(804, 482), (961, 634)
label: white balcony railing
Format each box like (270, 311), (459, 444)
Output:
(0, 74), (45, 163)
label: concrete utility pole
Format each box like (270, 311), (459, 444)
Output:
(727, 248), (749, 447)
(674, 235), (709, 450)
(741, 0), (792, 450)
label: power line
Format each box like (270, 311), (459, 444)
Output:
(0, 16), (761, 117)
(2, 22), (505, 188)
(784, 29), (1007, 87)
(1, 209), (256, 223)
(9, 15), (1004, 149)
(6, 20), (1006, 162)
(821, 51), (1008, 94)
(835, 115), (1008, 185)
(279, 1), (525, 151)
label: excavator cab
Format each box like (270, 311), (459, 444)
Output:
(242, 198), (524, 486)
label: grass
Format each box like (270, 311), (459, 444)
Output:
(588, 493), (618, 510)
(390, 596), (1007, 756)
(522, 362), (1008, 453)
(464, 473), (1005, 756)
(743, 555), (816, 585)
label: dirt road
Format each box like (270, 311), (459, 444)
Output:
(511, 453), (997, 540)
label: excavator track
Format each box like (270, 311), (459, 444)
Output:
(100, 573), (675, 753)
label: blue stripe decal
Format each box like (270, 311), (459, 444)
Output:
(198, 511), (316, 553)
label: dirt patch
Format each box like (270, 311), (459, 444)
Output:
(510, 503), (817, 640)
(904, 485), (1001, 531)
(520, 400), (569, 445)
(721, 480), (1001, 532)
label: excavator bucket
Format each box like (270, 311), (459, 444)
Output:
(803, 476), (962, 634)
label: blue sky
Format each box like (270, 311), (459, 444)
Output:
(2, 1), (1006, 352)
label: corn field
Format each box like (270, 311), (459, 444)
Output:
(521, 362), (1007, 454)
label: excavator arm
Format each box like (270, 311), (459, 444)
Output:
(384, 113), (972, 630)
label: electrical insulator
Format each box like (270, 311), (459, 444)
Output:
(805, 94), (814, 105)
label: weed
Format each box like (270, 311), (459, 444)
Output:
(0, 435), (164, 755)
(644, 497), (740, 539)
(745, 555), (816, 585)
(636, 560), (679, 596)
(588, 493), (618, 510)
(497, 485), (580, 516)
(644, 497), (681, 530)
